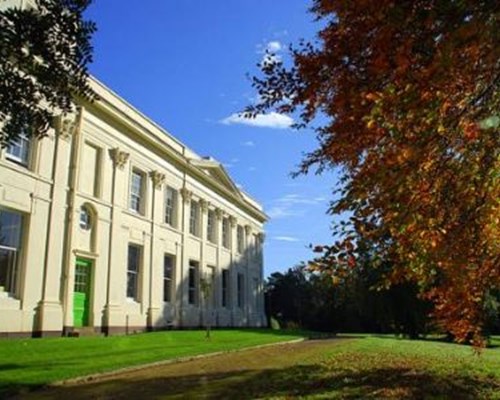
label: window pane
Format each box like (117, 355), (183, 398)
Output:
(188, 261), (198, 305)
(127, 245), (141, 299)
(189, 202), (199, 236)
(6, 134), (30, 165)
(0, 248), (18, 294)
(0, 210), (23, 249)
(163, 255), (173, 302)
(165, 187), (176, 226)
(130, 171), (143, 212)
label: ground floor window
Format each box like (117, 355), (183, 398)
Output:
(0, 209), (24, 296)
(222, 269), (230, 308)
(127, 244), (142, 300)
(188, 260), (199, 305)
(163, 254), (174, 302)
(237, 273), (244, 308)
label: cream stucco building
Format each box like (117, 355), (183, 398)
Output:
(0, 76), (267, 337)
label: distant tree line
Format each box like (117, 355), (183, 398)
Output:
(265, 262), (500, 339)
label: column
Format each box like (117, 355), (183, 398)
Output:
(147, 170), (165, 329)
(38, 111), (80, 335)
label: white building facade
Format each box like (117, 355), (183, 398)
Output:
(0, 78), (267, 337)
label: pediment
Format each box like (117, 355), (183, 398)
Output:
(189, 158), (242, 198)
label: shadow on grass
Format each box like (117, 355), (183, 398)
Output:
(19, 363), (499, 400)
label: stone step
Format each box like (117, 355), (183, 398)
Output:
(68, 327), (104, 337)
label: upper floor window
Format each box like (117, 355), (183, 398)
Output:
(237, 225), (244, 253)
(6, 133), (31, 167)
(189, 201), (200, 237)
(0, 209), (24, 297)
(127, 244), (142, 300)
(207, 209), (216, 243)
(222, 217), (230, 249)
(130, 169), (145, 214)
(165, 186), (177, 227)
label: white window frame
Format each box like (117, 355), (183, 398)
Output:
(165, 186), (177, 227)
(79, 206), (92, 230)
(6, 132), (31, 167)
(0, 209), (24, 298)
(130, 169), (145, 214)
(189, 201), (200, 237)
(188, 260), (199, 305)
(163, 254), (174, 303)
(127, 244), (142, 300)
(207, 209), (216, 244)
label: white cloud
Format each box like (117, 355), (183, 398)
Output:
(266, 40), (282, 52)
(220, 112), (293, 129)
(267, 193), (328, 219)
(267, 206), (302, 219)
(242, 140), (255, 147)
(273, 236), (300, 242)
(248, 166), (257, 172)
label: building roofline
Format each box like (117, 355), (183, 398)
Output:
(84, 76), (268, 223)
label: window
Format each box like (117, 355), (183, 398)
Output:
(6, 133), (31, 166)
(222, 217), (230, 249)
(127, 245), (141, 300)
(189, 201), (200, 236)
(163, 254), (174, 302)
(79, 206), (92, 230)
(237, 273), (244, 308)
(130, 170), (144, 214)
(207, 209), (216, 243)
(253, 278), (259, 310)
(205, 265), (216, 308)
(0, 209), (23, 296)
(237, 225), (244, 253)
(221, 269), (230, 308)
(165, 186), (177, 227)
(188, 260), (199, 305)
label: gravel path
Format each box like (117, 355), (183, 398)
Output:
(15, 338), (344, 400)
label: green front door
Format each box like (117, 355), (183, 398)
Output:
(73, 258), (92, 327)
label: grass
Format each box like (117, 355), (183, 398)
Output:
(3, 332), (500, 399)
(0, 328), (307, 397)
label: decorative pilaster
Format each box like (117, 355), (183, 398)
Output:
(229, 216), (237, 228)
(109, 148), (130, 170)
(215, 208), (223, 220)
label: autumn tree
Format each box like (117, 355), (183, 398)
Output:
(0, 0), (96, 146)
(248, 0), (499, 345)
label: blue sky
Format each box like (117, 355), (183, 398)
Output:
(86, 1), (338, 277)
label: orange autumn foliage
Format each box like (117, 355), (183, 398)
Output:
(248, 0), (499, 345)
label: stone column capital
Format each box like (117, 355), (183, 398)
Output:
(180, 187), (192, 203)
(150, 170), (165, 189)
(109, 147), (130, 170)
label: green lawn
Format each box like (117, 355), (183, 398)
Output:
(0, 329), (306, 397)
